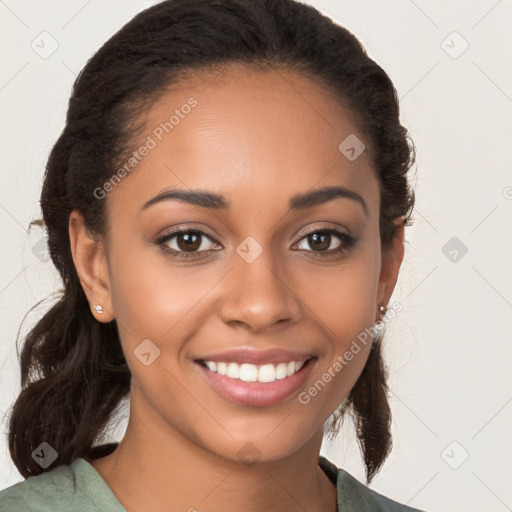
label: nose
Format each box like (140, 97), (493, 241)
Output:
(218, 244), (302, 333)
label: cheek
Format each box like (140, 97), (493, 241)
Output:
(294, 240), (381, 402)
(109, 226), (382, 348)
(297, 248), (381, 340)
(107, 237), (217, 349)
(109, 215), (382, 327)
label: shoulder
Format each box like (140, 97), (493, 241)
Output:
(0, 462), (77, 512)
(320, 456), (427, 512)
(338, 469), (427, 512)
(0, 458), (124, 512)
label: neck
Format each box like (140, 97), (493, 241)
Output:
(89, 400), (337, 512)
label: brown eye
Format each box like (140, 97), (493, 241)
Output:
(294, 228), (356, 257)
(157, 229), (220, 259)
(296, 230), (342, 253)
(306, 232), (333, 252)
(175, 231), (202, 252)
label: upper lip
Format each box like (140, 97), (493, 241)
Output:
(195, 348), (313, 365)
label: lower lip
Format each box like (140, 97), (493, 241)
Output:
(195, 359), (315, 407)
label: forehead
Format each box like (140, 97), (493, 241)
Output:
(107, 63), (379, 219)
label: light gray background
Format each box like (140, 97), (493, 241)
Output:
(1, 1), (511, 511)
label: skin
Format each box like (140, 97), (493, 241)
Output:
(69, 63), (404, 512)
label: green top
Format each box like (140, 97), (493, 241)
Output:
(0, 454), (425, 511)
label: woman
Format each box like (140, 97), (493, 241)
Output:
(0, 0), (423, 510)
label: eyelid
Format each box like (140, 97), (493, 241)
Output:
(155, 222), (349, 246)
(293, 222), (350, 242)
(155, 225), (219, 244)
(154, 217), (359, 264)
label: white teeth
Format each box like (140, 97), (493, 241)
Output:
(201, 359), (307, 383)
(258, 364), (276, 383)
(239, 363), (258, 382)
(275, 362), (287, 380)
(226, 362), (240, 379)
(205, 361), (217, 372)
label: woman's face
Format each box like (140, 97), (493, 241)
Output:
(73, 64), (403, 463)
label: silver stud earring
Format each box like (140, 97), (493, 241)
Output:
(93, 304), (103, 314)
(379, 305), (388, 315)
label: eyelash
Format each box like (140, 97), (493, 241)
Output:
(155, 226), (357, 261)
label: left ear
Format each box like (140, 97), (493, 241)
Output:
(376, 216), (405, 318)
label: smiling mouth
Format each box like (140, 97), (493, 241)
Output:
(196, 358), (314, 383)
(194, 356), (317, 407)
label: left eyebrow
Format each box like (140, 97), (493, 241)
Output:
(289, 185), (368, 217)
(141, 185), (368, 217)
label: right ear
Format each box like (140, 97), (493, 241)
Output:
(68, 209), (115, 322)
